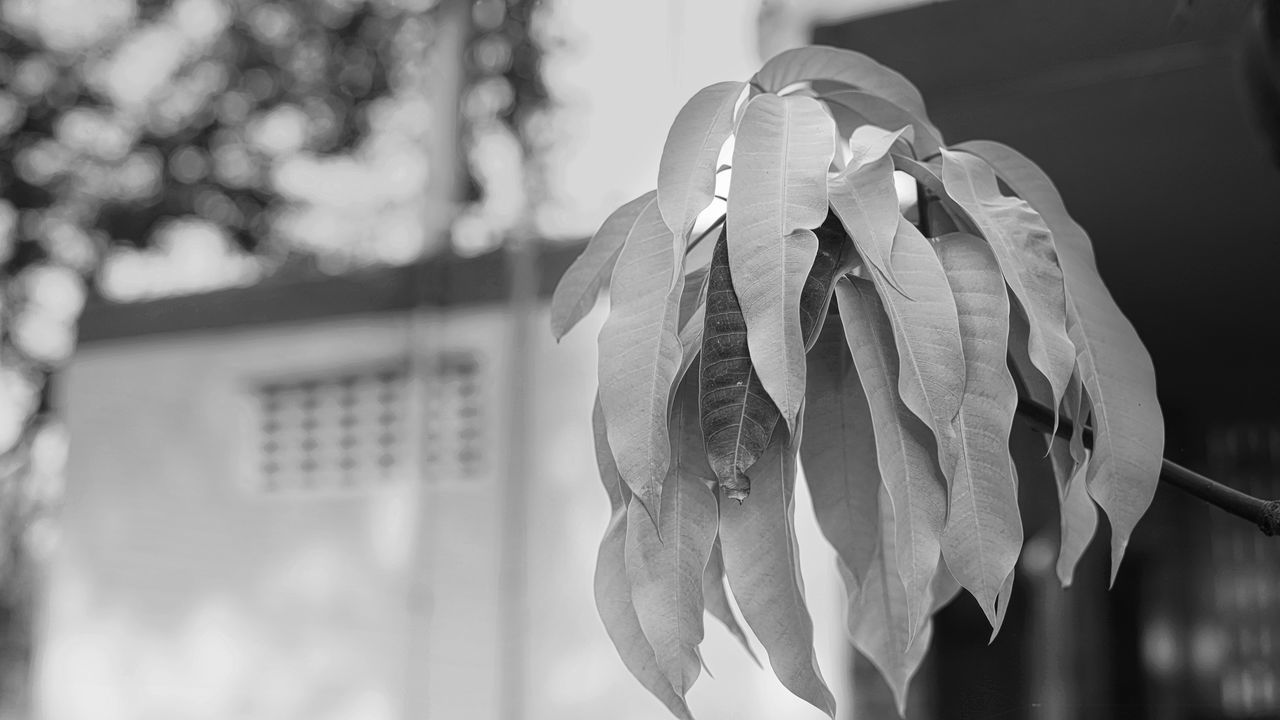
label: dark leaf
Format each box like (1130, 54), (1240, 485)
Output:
(699, 217), (851, 500)
(726, 93), (834, 435)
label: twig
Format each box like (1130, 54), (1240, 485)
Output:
(1015, 397), (1280, 537)
(686, 215), (726, 255)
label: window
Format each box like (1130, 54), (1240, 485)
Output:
(246, 351), (487, 496)
(252, 363), (410, 495)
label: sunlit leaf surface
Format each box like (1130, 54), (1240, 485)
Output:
(957, 140), (1164, 580)
(598, 198), (686, 520)
(726, 93), (834, 435)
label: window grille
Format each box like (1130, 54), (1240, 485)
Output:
(253, 364), (409, 495)
(246, 351), (486, 496)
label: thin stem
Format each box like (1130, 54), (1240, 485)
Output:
(1015, 396), (1280, 537)
(916, 181), (931, 237)
(686, 214), (726, 255)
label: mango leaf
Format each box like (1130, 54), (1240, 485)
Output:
(753, 46), (932, 126)
(801, 314), (882, 594)
(828, 142), (903, 295)
(800, 213), (860, 348)
(702, 538), (761, 665)
(726, 93), (834, 435)
(939, 149), (1074, 432)
(821, 89), (942, 159)
(591, 401), (696, 720)
(625, 377), (720, 696)
(699, 233), (778, 501)
(930, 559), (963, 612)
(719, 419), (837, 718)
(956, 140), (1164, 581)
(551, 191), (657, 340)
(834, 276), (947, 641)
(846, 125), (909, 169)
(1052, 443), (1098, 588)
(842, 485), (930, 717)
(598, 198), (686, 520)
(844, 545), (964, 718)
(875, 217), (966, 466)
(991, 566), (1016, 642)
(658, 82), (747, 242)
(700, 217), (852, 500)
(933, 234), (1024, 629)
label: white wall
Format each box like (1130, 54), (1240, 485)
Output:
(38, 297), (853, 720)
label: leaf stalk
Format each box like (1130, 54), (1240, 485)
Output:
(1016, 397), (1280, 538)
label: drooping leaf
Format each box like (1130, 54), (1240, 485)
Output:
(874, 217), (966, 464)
(956, 140), (1164, 581)
(591, 401), (696, 720)
(846, 125), (909, 169)
(1051, 441), (1098, 587)
(933, 233), (1024, 629)
(828, 137), (904, 295)
(821, 89), (943, 159)
(699, 233), (778, 502)
(598, 198), (686, 519)
(991, 565), (1016, 642)
(719, 420), (837, 718)
(658, 82), (747, 242)
(801, 314), (882, 594)
(700, 215), (851, 500)
(702, 538), (761, 665)
(930, 559), (964, 613)
(834, 276), (947, 640)
(753, 46), (932, 127)
(625, 377), (720, 696)
(939, 149), (1075, 430)
(800, 213), (860, 347)
(726, 93), (835, 435)
(551, 191), (657, 340)
(842, 542), (964, 718)
(841, 486), (928, 717)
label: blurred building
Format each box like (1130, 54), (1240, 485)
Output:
(34, 246), (855, 720)
(815, 0), (1280, 718)
(24, 0), (1280, 719)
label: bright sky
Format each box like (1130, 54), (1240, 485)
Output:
(535, 0), (760, 239)
(535, 0), (946, 239)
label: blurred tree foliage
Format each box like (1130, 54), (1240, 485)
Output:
(0, 0), (547, 709)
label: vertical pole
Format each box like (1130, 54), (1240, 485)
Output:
(497, 236), (535, 720)
(402, 2), (470, 716)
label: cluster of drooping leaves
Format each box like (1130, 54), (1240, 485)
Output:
(549, 45), (1164, 718)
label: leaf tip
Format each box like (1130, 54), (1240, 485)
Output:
(890, 683), (909, 718)
(1104, 523), (1136, 589)
(721, 472), (751, 503)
